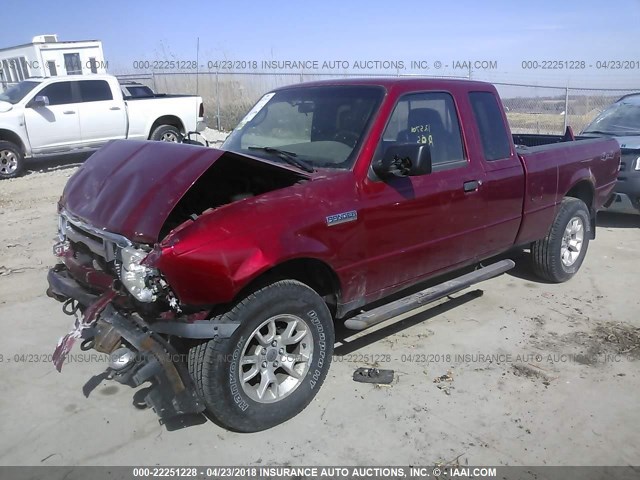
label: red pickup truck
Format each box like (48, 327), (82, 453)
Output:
(47, 78), (619, 432)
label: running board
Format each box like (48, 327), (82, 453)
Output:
(343, 259), (515, 331)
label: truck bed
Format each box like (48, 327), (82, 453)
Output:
(513, 132), (592, 148)
(513, 135), (620, 245)
(125, 94), (198, 100)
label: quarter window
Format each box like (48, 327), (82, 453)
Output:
(469, 92), (511, 161)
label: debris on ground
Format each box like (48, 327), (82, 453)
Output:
(511, 362), (554, 385)
(433, 370), (454, 395)
(594, 322), (640, 359)
(0, 265), (36, 276)
(353, 367), (395, 384)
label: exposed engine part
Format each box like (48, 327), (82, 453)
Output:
(158, 280), (183, 313)
(92, 319), (123, 354)
(101, 304), (204, 419)
(230, 192), (254, 202)
(108, 347), (137, 371)
(168, 296), (182, 313)
(160, 154), (302, 238)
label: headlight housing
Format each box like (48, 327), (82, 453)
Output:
(120, 246), (157, 302)
(635, 156), (640, 171)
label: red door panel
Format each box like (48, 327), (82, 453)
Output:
(359, 162), (487, 302)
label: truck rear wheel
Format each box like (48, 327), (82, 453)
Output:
(531, 197), (591, 283)
(188, 280), (334, 432)
(0, 141), (24, 179)
(150, 125), (181, 142)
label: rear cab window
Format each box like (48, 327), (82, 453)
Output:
(468, 91), (512, 161)
(379, 91), (467, 172)
(123, 86), (154, 98)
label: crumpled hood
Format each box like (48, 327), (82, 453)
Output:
(61, 140), (307, 244)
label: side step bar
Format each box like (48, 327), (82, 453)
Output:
(344, 259), (515, 331)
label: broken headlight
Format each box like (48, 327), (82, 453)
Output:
(120, 246), (157, 303)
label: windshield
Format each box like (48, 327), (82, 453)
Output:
(0, 81), (41, 105)
(222, 86), (384, 169)
(582, 100), (640, 135)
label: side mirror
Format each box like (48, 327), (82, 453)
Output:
(373, 143), (432, 179)
(297, 102), (314, 114)
(30, 95), (50, 108)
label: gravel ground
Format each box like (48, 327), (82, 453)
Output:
(201, 127), (230, 146)
(0, 151), (639, 468)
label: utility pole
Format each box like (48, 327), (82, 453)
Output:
(563, 83), (569, 132)
(196, 37), (200, 97)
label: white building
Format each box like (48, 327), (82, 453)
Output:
(0, 35), (107, 89)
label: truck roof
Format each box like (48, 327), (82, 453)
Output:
(271, 77), (495, 91)
(22, 74), (116, 84)
(616, 93), (640, 104)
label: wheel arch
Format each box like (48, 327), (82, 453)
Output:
(0, 129), (26, 154)
(234, 257), (342, 317)
(564, 179), (596, 238)
(148, 115), (185, 138)
(564, 180), (595, 211)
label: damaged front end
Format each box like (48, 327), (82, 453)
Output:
(47, 210), (236, 421)
(46, 140), (309, 420)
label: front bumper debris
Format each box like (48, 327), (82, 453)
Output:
(47, 264), (100, 306)
(97, 304), (205, 420)
(52, 288), (118, 371)
(48, 266), (205, 421)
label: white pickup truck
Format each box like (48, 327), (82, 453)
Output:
(0, 74), (204, 178)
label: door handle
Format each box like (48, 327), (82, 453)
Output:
(109, 107), (121, 111)
(63, 111), (76, 115)
(463, 180), (481, 192)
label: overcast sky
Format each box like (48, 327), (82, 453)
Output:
(1, 0), (639, 88)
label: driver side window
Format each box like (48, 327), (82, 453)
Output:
(37, 82), (75, 106)
(381, 92), (467, 170)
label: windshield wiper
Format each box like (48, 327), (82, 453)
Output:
(582, 130), (619, 135)
(248, 146), (314, 173)
(609, 126), (640, 135)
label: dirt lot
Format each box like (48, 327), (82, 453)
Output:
(0, 156), (639, 468)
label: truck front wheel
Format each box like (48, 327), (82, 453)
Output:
(188, 280), (334, 432)
(0, 141), (24, 179)
(531, 197), (591, 283)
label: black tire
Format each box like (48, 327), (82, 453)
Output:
(0, 141), (25, 179)
(149, 125), (181, 142)
(188, 280), (334, 432)
(531, 197), (591, 283)
(188, 340), (207, 400)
